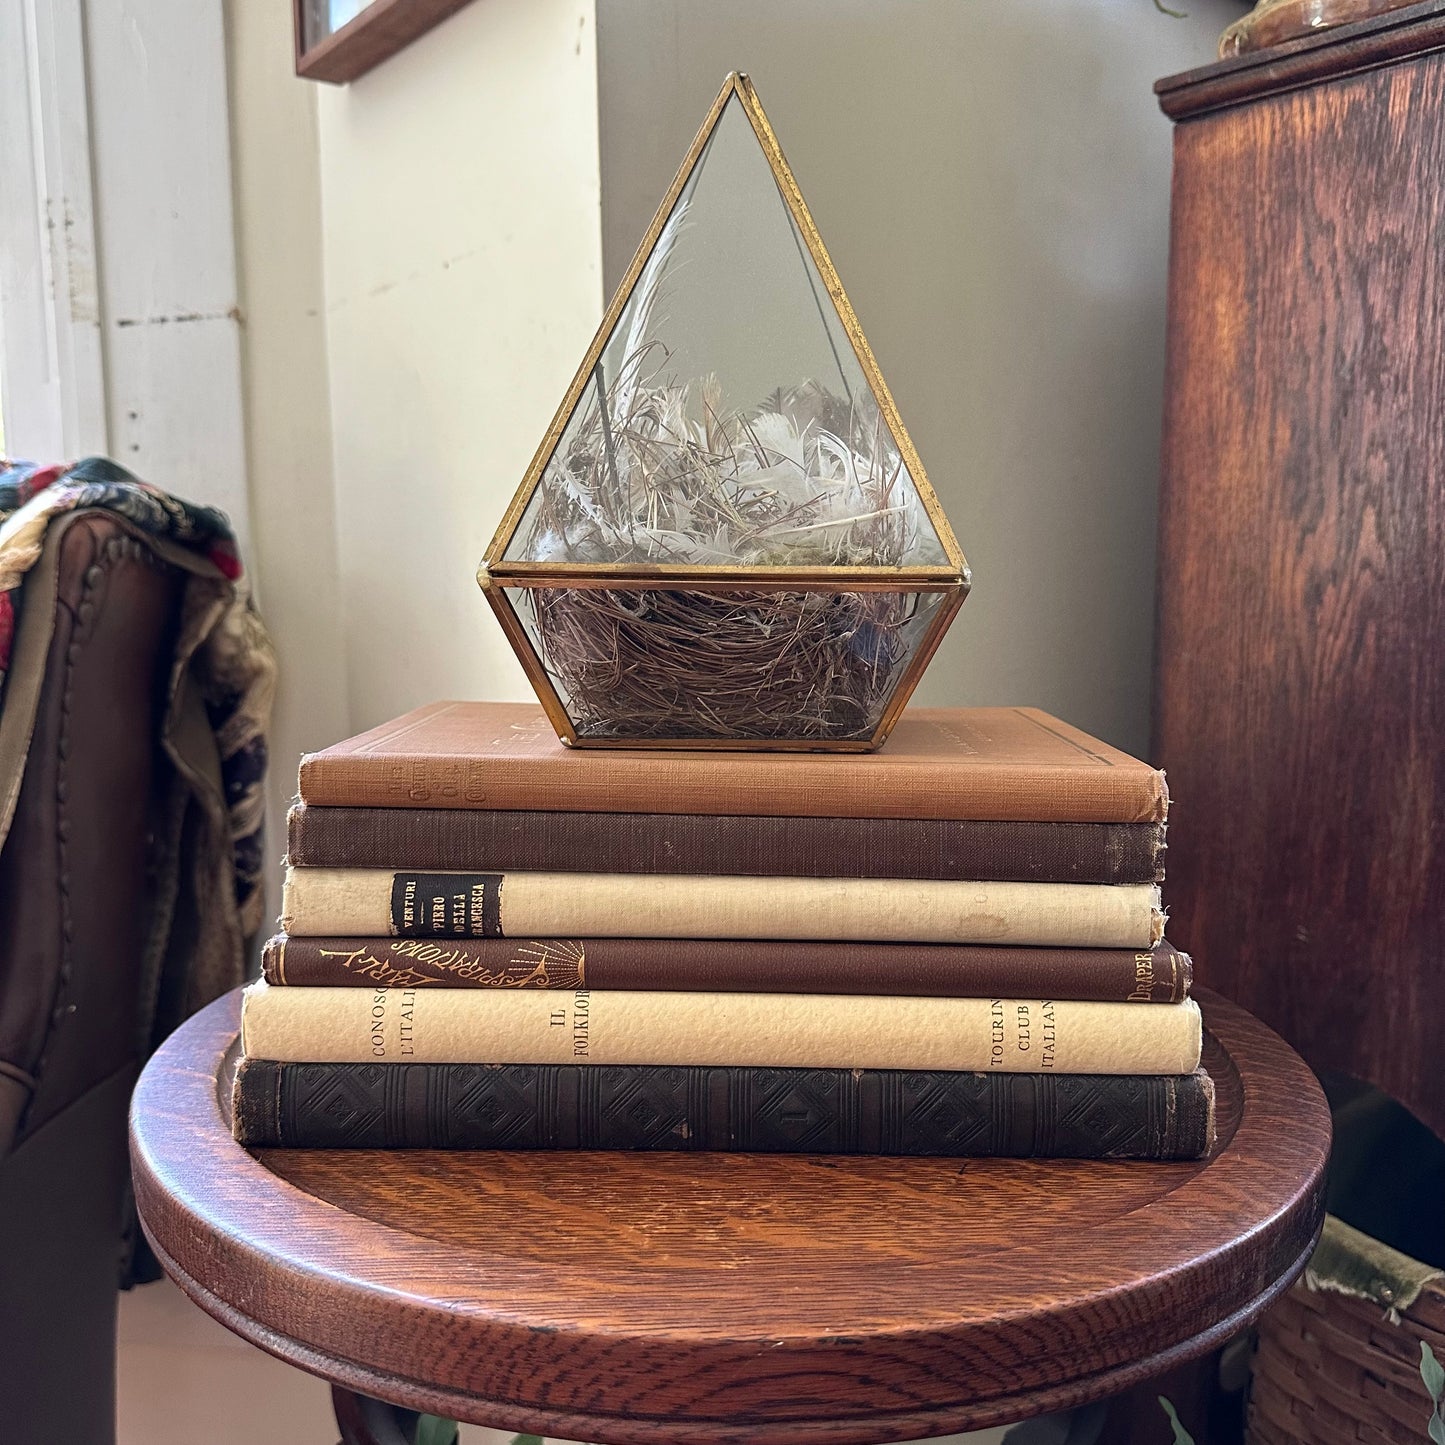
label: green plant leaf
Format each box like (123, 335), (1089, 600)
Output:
(510, 1436), (544, 1445)
(1423, 1340), (1445, 1402)
(1429, 1415), (1445, 1445)
(1158, 1395), (1196, 1445)
(416, 1416), (459, 1445)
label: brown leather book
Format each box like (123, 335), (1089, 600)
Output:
(262, 934), (1192, 1003)
(233, 1059), (1215, 1159)
(298, 702), (1168, 823)
(287, 804), (1166, 885)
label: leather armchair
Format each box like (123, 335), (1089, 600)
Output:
(0, 509), (195, 1445)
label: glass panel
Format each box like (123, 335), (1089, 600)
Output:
(330, 0), (370, 27)
(510, 586), (947, 743)
(300, 0), (370, 49)
(505, 95), (948, 569)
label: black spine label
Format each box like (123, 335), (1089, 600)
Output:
(389, 873), (503, 936)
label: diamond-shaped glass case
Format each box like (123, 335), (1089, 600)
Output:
(479, 73), (969, 750)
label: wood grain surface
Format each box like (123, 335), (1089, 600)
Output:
(129, 990), (1327, 1444)
(1154, 18), (1445, 1141)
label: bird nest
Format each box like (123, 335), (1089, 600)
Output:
(523, 584), (922, 742)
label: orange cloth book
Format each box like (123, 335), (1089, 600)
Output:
(298, 702), (1167, 824)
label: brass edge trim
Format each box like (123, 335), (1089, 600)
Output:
(480, 73), (744, 569)
(560, 735), (881, 753)
(870, 586), (967, 745)
(487, 580), (964, 595)
(484, 563), (967, 587)
(481, 587), (578, 745)
(731, 74), (969, 578)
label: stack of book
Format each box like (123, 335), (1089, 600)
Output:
(234, 702), (1214, 1160)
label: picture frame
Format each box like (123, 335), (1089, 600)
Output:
(293, 0), (476, 84)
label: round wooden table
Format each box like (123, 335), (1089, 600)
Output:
(129, 989), (1329, 1445)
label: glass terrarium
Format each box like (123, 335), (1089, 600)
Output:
(479, 73), (969, 751)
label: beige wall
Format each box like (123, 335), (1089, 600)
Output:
(226, 0), (601, 818)
(225, 0), (348, 889)
(315, 0), (602, 731)
(226, 0), (602, 836)
(596, 0), (1238, 757)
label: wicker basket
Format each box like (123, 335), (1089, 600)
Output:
(1248, 1216), (1445, 1445)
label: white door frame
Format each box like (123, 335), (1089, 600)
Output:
(0, 0), (106, 462)
(0, 0), (251, 549)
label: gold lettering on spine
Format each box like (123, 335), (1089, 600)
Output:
(1040, 1001), (1057, 1068)
(399, 988), (416, 1055)
(1128, 950), (1158, 1002)
(989, 998), (1005, 1067)
(572, 990), (591, 1057)
(322, 947), (433, 988)
(369, 991), (387, 1057)
(318, 939), (587, 989)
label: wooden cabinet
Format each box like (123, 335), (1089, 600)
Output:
(1153, 3), (1445, 1140)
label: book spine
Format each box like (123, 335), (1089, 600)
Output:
(232, 1058), (1215, 1160)
(280, 869), (1165, 948)
(239, 983), (1203, 1074)
(287, 805), (1167, 885)
(297, 751), (1168, 824)
(262, 934), (1193, 1003)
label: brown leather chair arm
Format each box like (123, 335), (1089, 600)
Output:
(0, 511), (185, 1145)
(0, 510), (187, 1445)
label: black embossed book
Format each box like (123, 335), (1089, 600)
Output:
(232, 1059), (1216, 1159)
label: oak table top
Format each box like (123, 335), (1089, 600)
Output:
(129, 989), (1329, 1445)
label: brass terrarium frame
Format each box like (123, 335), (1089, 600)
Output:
(478, 72), (970, 751)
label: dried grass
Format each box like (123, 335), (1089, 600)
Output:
(525, 585), (923, 741)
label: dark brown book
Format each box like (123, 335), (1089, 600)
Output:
(261, 934), (1192, 1003)
(298, 702), (1168, 823)
(287, 804), (1166, 885)
(232, 1058), (1215, 1159)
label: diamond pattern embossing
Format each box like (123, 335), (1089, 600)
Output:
(595, 1069), (693, 1150)
(450, 1067), (542, 1148)
(248, 1063), (1211, 1159)
(747, 1071), (848, 1152)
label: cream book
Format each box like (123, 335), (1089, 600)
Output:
(240, 982), (1203, 1075)
(280, 868), (1164, 949)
